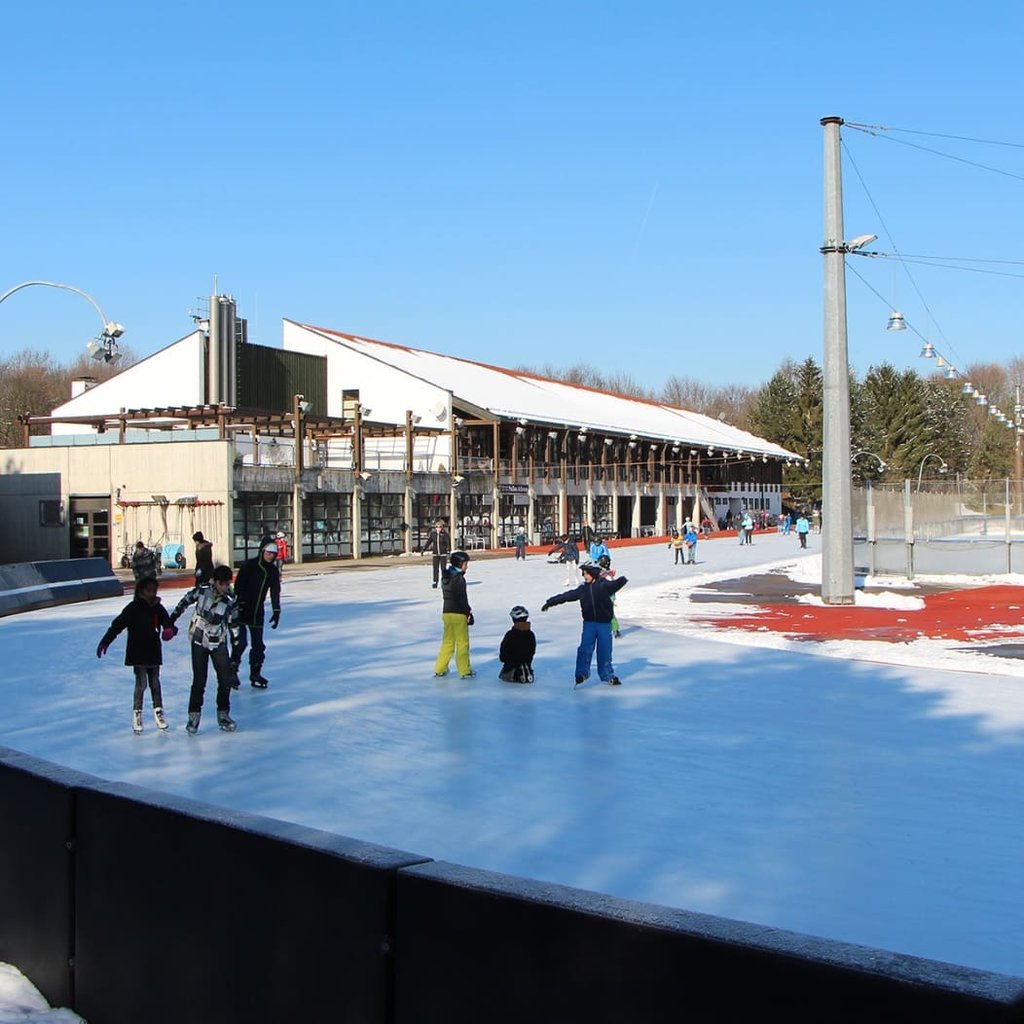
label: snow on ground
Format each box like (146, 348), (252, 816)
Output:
(2, 532), (1024, 978)
(0, 964), (82, 1023)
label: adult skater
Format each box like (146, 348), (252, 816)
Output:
(434, 550), (475, 678)
(232, 535), (281, 688)
(96, 574), (175, 733)
(542, 561), (627, 687)
(741, 511), (754, 545)
(498, 605), (536, 683)
(130, 541), (160, 582)
(192, 531), (215, 584)
(684, 521), (699, 564)
(421, 519), (451, 588)
(170, 564), (240, 733)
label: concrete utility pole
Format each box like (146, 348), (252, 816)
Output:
(820, 116), (855, 604)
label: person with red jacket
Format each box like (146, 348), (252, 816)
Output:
(274, 531), (289, 566)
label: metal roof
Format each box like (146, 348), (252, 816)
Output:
(301, 326), (799, 460)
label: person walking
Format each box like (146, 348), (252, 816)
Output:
(130, 541), (160, 581)
(192, 531), (215, 584)
(421, 519), (451, 588)
(169, 565), (241, 733)
(796, 512), (810, 549)
(498, 605), (536, 683)
(232, 535), (282, 688)
(434, 551), (475, 678)
(96, 575), (175, 733)
(513, 525), (528, 560)
(542, 562), (627, 687)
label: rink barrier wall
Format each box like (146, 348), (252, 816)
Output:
(3, 745), (1024, 1023)
(0, 558), (122, 617)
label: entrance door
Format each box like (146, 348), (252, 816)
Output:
(616, 496), (633, 539)
(70, 497), (111, 561)
(639, 496), (658, 535)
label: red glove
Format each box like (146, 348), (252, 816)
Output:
(161, 626), (178, 641)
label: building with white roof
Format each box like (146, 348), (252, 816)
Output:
(1, 296), (798, 566)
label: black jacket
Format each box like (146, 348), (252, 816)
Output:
(99, 592), (172, 666)
(234, 540), (282, 626)
(421, 527), (451, 557)
(440, 566), (471, 615)
(194, 540), (215, 582)
(499, 626), (536, 671)
(545, 576), (627, 623)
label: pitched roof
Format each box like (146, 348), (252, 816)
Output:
(300, 325), (798, 459)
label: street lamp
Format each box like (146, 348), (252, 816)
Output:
(851, 450), (887, 473)
(0, 280), (125, 362)
(916, 454), (949, 492)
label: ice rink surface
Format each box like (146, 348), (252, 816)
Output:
(3, 530), (1024, 977)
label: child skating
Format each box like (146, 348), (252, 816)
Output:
(498, 605), (536, 683)
(169, 564), (241, 733)
(542, 562), (627, 687)
(96, 575), (175, 734)
(434, 550), (475, 678)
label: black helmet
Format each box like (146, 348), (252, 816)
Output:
(597, 555), (611, 569)
(449, 550), (470, 568)
(510, 605), (530, 621)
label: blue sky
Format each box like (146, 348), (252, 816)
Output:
(2, 1), (1023, 389)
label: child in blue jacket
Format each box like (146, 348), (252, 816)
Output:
(542, 563), (627, 687)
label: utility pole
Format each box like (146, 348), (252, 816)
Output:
(820, 115), (855, 604)
(1016, 384), (1023, 516)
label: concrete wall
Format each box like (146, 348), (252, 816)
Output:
(1, 440), (234, 565)
(4, 745), (1024, 1023)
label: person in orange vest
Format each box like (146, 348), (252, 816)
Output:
(274, 531), (289, 567)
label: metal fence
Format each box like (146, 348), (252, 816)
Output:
(853, 479), (1024, 578)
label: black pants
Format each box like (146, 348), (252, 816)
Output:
(233, 623), (266, 676)
(132, 666), (163, 711)
(188, 643), (233, 713)
(431, 555), (445, 584)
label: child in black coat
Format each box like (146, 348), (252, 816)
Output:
(499, 605), (536, 683)
(97, 575), (176, 733)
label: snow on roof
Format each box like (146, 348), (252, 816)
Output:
(301, 325), (798, 459)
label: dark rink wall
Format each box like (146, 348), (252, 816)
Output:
(3, 746), (1024, 1024)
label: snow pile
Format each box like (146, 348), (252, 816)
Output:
(796, 591), (926, 610)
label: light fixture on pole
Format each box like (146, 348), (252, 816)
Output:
(851, 450), (886, 473)
(886, 311), (907, 331)
(0, 280), (125, 363)
(916, 454), (949, 493)
(920, 342), (935, 359)
(962, 381), (975, 396)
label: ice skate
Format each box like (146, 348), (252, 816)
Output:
(132, 709), (143, 734)
(574, 675), (587, 687)
(250, 673), (269, 689)
(153, 707), (168, 731)
(186, 711), (201, 735)
(608, 676), (621, 686)
(217, 711), (237, 732)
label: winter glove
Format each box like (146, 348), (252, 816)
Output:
(270, 609), (281, 629)
(541, 603), (551, 612)
(96, 642), (107, 658)
(466, 613), (474, 626)
(161, 626), (178, 641)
